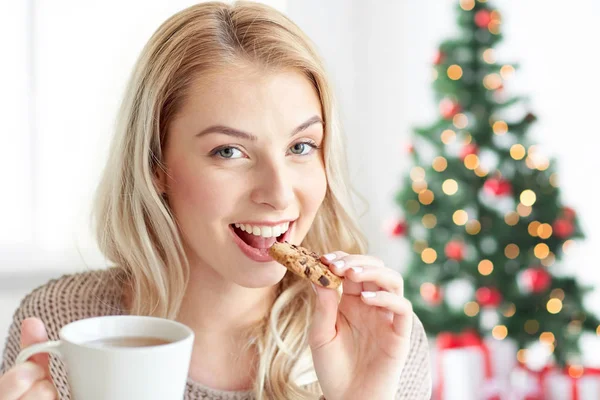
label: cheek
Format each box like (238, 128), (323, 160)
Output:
(297, 163), (327, 214)
(168, 161), (240, 221)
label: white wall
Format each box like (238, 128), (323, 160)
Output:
(1, 0), (599, 339)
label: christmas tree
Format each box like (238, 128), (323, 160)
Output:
(396, 0), (598, 366)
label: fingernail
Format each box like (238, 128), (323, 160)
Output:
(351, 266), (363, 273)
(310, 283), (317, 294)
(323, 253), (336, 261)
(361, 291), (376, 298)
(332, 260), (345, 269)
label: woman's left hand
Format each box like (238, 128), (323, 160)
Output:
(308, 251), (413, 400)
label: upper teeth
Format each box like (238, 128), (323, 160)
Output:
(234, 222), (290, 238)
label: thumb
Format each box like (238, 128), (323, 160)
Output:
(308, 283), (340, 349)
(20, 317), (51, 378)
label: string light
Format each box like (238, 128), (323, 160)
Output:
(505, 244), (520, 259)
(447, 65), (463, 80)
(466, 220), (481, 235)
(474, 167), (489, 177)
(410, 166), (426, 181)
(540, 331), (555, 344)
(464, 301), (480, 317)
(422, 214), (437, 229)
(432, 156), (448, 172)
(459, 0), (475, 11)
(453, 113), (469, 129)
(489, 11), (502, 34)
(482, 48), (495, 64)
(563, 240), (575, 254)
(541, 252), (556, 267)
(550, 288), (565, 301)
(596, 325), (600, 336)
(453, 210), (469, 225)
(418, 189), (435, 205)
(483, 73), (502, 90)
(442, 179), (459, 195)
(502, 303), (516, 317)
(534, 243), (550, 259)
(413, 240), (428, 253)
(478, 259), (494, 275)
(547, 298), (563, 314)
(432, 69), (438, 81)
(517, 203), (532, 217)
(464, 154), (480, 170)
(528, 221), (541, 236)
(492, 121), (508, 135)
(520, 190), (537, 206)
(441, 129), (456, 144)
(517, 349), (527, 363)
(500, 65), (515, 79)
(421, 248), (438, 264)
(492, 325), (508, 340)
(406, 200), (420, 214)
(504, 211), (519, 226)
(525, 320), (540, 334)
(569, 365), (584, 379)
(412, 180), (428, 194)
(537, 223), (553, 239)
(550, 173), (559, 187)
(510, 144), (526, 160)
(463, 133), (473, 144)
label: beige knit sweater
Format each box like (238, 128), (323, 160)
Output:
(0, 268), (432, 399)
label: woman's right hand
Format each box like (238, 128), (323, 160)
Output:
(0, 317), (58, 399)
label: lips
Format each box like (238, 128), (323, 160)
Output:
(229, 221), (294, 262)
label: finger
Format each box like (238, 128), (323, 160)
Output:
(308, 283), (341, 350)
(360, 291), (413, 336)
(0, 362), (45, 400)
(323, 253), (385, 295)
(20, 318), (51, 378)
(19, 379), (58, 400)
(346, 265), (404, 297)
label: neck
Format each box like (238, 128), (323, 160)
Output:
(175, 262), (278, 391)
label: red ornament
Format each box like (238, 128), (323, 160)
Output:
(562, 206), (576, 220)
(474, 10), (492, 28)
(483, 177), (512, 196)
(475, 287), (503, 308)
(460, 143), (479, 160)
(553, 219), (574, 239)
(390, 220), (408, 237)
(434, 50), (445, 65)
(421, 283), (443, 305)
(440, 98), (461, 119)
(520, 267), (552, 294)
(445, 241), (465, 261)
(406, 143), (415, 154)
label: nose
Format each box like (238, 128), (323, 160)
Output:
(250, 159), (294, 211)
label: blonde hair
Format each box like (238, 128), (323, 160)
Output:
(91, 1), (367, 398)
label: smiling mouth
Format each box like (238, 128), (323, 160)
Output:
(230, 222), (291, 249)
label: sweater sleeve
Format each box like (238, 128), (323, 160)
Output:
(395, 313), (432, 399)
(0, 283), (73, 399)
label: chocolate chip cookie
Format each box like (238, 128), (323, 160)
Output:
(269, 241), (342, 289)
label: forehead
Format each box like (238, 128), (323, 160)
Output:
(177, 68), (323, 129)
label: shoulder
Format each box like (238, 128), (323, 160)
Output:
(10, 267), (126, 340)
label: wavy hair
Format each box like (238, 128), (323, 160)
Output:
(91, 2), (367, 398)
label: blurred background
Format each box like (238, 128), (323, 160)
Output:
(1, 0), (599, 398)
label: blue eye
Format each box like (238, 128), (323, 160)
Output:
(212, 146), (244, 159)
(289, 141), (318, 156)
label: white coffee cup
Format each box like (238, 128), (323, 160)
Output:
(16, 315), (194, 400)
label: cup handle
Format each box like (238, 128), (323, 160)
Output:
(15, 341), (63, 364)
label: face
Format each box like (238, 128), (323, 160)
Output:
(157, 68), (327, 288)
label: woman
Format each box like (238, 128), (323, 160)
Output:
(0, 2), (431, 399)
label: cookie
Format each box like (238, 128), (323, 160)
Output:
(268, 241), (342, 289)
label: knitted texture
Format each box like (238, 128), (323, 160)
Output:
(1, 268), (431, 399)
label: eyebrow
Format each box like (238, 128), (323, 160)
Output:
(195, 115), (324, 141)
